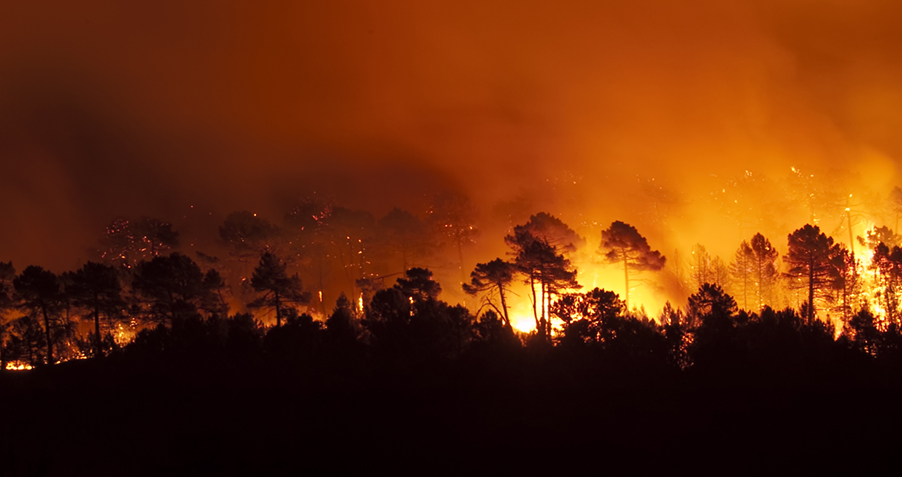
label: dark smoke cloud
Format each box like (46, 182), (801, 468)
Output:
(2, 0), (901, 288)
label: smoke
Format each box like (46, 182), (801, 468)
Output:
(2, 0), (902, 310)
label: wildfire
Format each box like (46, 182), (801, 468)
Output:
(5, 362), (33, 371)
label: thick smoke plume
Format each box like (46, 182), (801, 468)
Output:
(2, 0), (902, 311)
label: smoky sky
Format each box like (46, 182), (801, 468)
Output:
(2, 0), (902, 272)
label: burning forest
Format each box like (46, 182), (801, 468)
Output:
(4, 0), (902, 474)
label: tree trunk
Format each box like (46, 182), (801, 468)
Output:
(808, 257), (815, 325)
(94, 293), (102, 358)
(529, 275), (539, 332)
(41, 303), (53, 366)
(275, 291), (282, 327)
(498, 281), (512, 332)
(622, 250), (630, 311)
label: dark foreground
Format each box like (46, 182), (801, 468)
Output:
(1, 356), (900, 477)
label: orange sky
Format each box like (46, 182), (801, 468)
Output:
(2, 0), (902, 275)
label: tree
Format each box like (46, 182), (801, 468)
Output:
(890, 186), (902, 232)
(551, 287), (625, 344)
(729, 240), (755, 311)
(284, 197), (337, 315)
(219, 211), (280, 263)
(249, 252), (310, 327)
(376, 208), (436, 273)
(200, 269), (230, 317)
(13, 266), (68, 365)
(830, 244), (861, 323)
(462, 259), (515, 331)
(506, 229), (580, 340)
(731, 234), (780, 311)
(749, 233), (780, 310)
(132, 253), (211, 325)
(858, 225), (901, 251)
(871, 243), (902, 325)
(687, 283), (737, 323)
(325, 293), (357, 346)
(599, 221), (666, 310)
(0, 262), (16, 368)
(364, 268), (475, 361)
(97, 216), (179, 269)
(688, 244), (715, 293)
(688, 244), (729, 294)
(427, 192), (480, 289)
(784, 224), (841, 324)
(69, 262), (125, 358)
(510, 212), (585, 256)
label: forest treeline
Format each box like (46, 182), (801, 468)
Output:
(1, 214), (902, 378)
(4, 184), (902, 374)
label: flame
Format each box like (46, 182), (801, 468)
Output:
(5, 362), (33, 371)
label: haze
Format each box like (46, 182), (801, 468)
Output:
(2, 0), (901, 297)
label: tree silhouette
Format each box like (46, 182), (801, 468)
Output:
(219, 211), (280, 263)
(871, 243), (902, 325)
(0, 262), (16, 368)
(462, 259), (515, 332)
(599, 221), (665, 310)
(688, 244), (728, 293)
(688, 283), (738, 322)
(13, 266), (68, 365)
(376, 208), (435, 273)
(200, 269), (230, 317)
(730, 240), (755, 311)
(784, 224), (840, 324)
(830, 244), (860, 323)
(325, 292), (357, 346)
(506, 230), (579, 340)
(249, 252), (310, 327)
(890, 186), (902, 232)
(511, 212), (586, 255)
(552, 287), (625, 344)
(427, 192), (480, 289)
(69, 262), (124, 358)
(364, 268), (475, 361)
(731, 234), (780, 311)
(858, 225), (901, 251)
(749, 233), (780, 310)
(132, 253), (210, 325)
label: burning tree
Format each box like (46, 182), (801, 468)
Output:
(871, 243), (902, 325)
(858, 226), (902, 252)
(830, 244), (861, 323)
(784, 224), (841, 324)
(599, 221), (666, 310)
(98, 216), (180, 269)
(249, 252), (310, 327)
(688, 244), (728, 292)
(730, 234), (780, 311)
(890, 186), (902, 232)
(506, 229), (580, 341)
